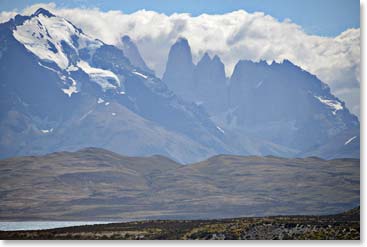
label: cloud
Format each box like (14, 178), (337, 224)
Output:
(0, 3), (360, 117)
(0, 11), (17, 23)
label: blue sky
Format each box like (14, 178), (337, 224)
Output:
(0, 0), (360, 37)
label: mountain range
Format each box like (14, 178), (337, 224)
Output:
(0, 8), (360, 162)
(163, 36), (360, 159)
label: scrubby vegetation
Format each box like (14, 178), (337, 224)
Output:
(0, 207), (359, 240)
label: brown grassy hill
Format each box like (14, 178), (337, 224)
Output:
(0, 148), (359, 220)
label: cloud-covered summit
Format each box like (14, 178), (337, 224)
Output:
(0, 3), (360, 116)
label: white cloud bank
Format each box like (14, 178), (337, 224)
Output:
(0, 3), (360, 116)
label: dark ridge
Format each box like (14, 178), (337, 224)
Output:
(32, 8), (56, 18)
(12, 14), (29, 26)
(77, 147), (117, 154)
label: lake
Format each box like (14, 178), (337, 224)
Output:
(0, 221), (117, 231)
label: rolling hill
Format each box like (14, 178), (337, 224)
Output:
(0, 148), (359, 221)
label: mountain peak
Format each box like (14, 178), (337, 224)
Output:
(121, 35), (132, 43)
(120, 35), (154, 75)
(212, 55), (224, 67)
(121, 35), (133, 50)
(165, 37), (194, 69)
(32, 8), (56, 18)
(121, 35), (131, 42)
(162, 37), (195, 100)
(281, 59), (294, 65)
(202, 52), (211, 59)
(171, 37), (192, 56)
(198, 52), (211, 65)
(213, 55), (221, 62)
(197, 53), (224, 68)
(175, 37), (189, 46)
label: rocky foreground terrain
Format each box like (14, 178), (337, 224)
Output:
(0, 207), (359, 240)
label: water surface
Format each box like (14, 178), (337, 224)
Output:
(0, 221), (117, 231)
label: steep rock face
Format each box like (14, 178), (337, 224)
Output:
(163, 39), (228, 115)
(162, 37), (196, 101)
(192, 53), (228, 114)
(119, 35), (154, 75)
(224, 60), (359, 155)
(162, 39), (359, 159)
(0, 9), (229, 163)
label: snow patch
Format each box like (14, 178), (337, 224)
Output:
(119, 91), (126, 95)
(105, 102), (110, 106)
(77, 60), (120, 91)
(38, 62), (78, 97)
(315, 96), (343, 115)
(13, 13), (101, 70)
(66, 65), (79, 72)
(111, 112), (116, 116)
(97, 98), (105, 104)
(344, 136), (357, 145)
(133, 71), (148, 79)
(38, 61), (59, 73)
(216, 126), (225, 134)
(62, 77), (78, 97)
(40, 128), (53, 134)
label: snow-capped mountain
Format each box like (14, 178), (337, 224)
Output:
(163, 38), (360, 159)
(12, 8), (108, 95)
(0, 8), (230, 163)
(0, 8), (359, 161)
